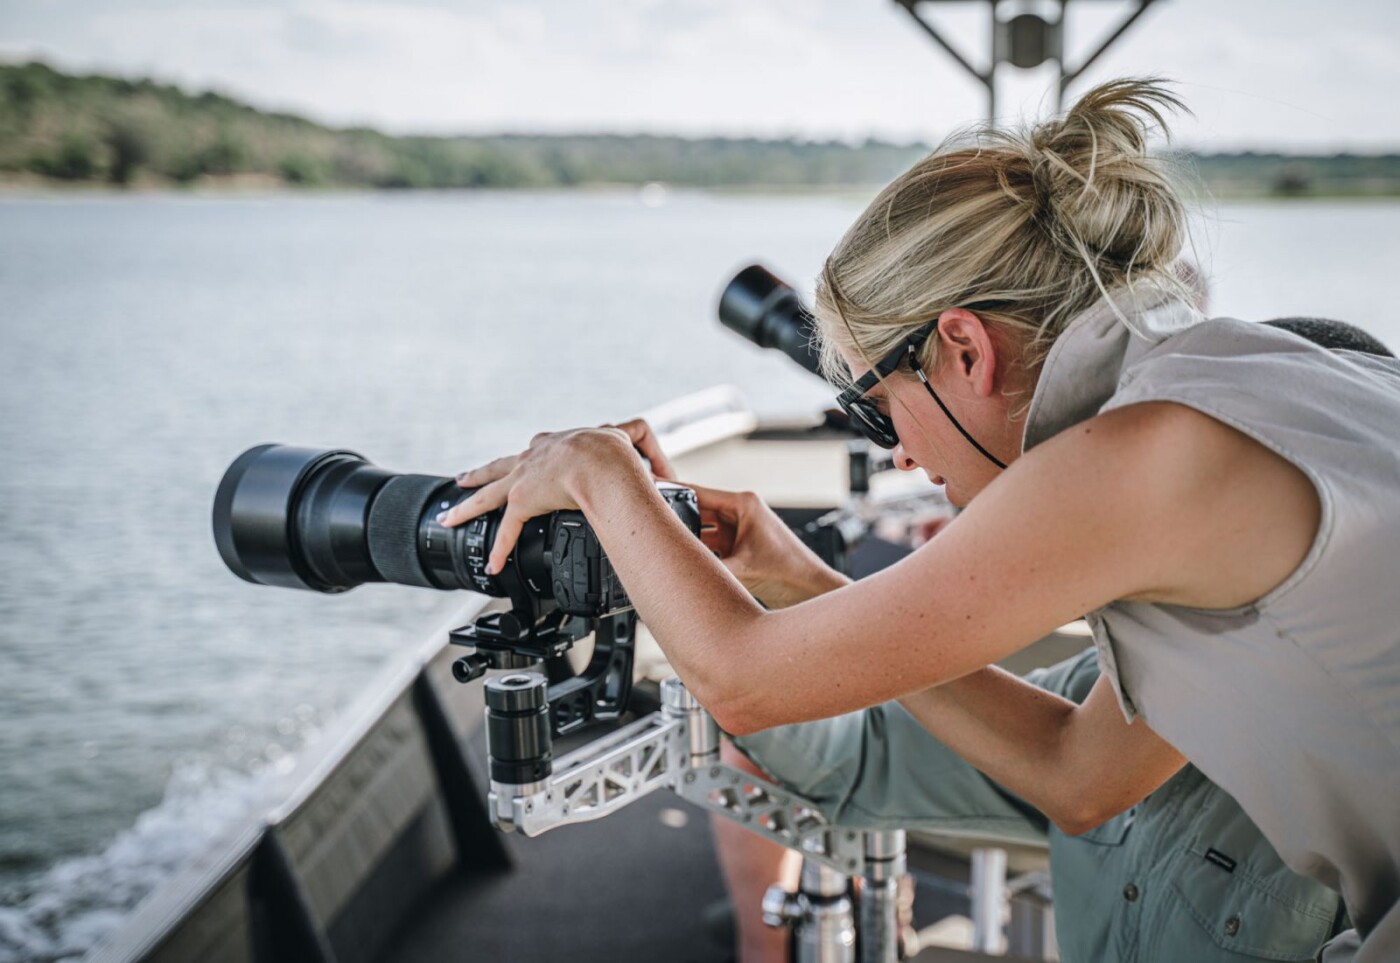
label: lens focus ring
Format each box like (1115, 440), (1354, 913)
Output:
(366, 474), (444, 588)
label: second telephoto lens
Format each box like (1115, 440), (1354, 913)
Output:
(717, 264), (825, 380)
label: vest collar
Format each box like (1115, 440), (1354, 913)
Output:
(1021, 289), (1196, 452)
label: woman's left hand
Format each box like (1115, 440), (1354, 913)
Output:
(437, 418), (669, 574)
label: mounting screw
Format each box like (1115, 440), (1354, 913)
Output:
(684, 772), (696, 784)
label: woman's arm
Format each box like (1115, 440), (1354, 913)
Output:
(443, 400), (1316, 816)
(558, 404), (1171, 731)
(898, 671), (1186, 835)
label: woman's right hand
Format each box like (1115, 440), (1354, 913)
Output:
(690, 483), (849, 609)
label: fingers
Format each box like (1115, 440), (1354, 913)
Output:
(439, 476), (510, 528)
(699, 510), (736, 557)
(684, 482), (744, 518)
(456, 453), (520, 489)
(612, 418), (677, 480)
(437, 478), (526, 575)
(690, 485), (771, 537)
(487, 506), (528, 575)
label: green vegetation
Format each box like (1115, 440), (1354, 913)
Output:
(4, 61), (1399, 197)
(1188, 152), (1400, 199)
(0, 62), (925, 190)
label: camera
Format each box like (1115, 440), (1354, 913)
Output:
(212, 443), (700, 618)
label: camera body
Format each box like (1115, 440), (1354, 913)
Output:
(456, 508), (625, 615)
(454, 491), (698, 618)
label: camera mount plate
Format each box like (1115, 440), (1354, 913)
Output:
(451, 608), (637, 737)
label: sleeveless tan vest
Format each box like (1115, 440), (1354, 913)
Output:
(1022, 293), (1400, 962)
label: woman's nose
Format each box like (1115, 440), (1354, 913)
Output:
(892, 443), (919, 472)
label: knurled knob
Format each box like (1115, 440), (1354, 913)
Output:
(485, 672), (548, 714)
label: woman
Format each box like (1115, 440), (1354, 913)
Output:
(440, 80), (1399, 960)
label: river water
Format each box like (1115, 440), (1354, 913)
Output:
(1, 190), (1396, 961)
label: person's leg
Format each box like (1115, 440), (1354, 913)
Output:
(713, 740), (801, 962)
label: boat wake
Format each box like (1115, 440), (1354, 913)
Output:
(0, 761), (283, 963)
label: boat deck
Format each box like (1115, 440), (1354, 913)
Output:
(380, 735), (732, 961)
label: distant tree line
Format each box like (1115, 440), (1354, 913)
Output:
(3, 61), (1399, 197)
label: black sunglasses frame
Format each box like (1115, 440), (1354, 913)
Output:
(835, 319), (1008, 469)
(835, 322), (935, 449)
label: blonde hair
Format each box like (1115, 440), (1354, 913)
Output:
(815, 78), (1198, 404)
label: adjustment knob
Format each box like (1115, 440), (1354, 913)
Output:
(485, 672), (549, 713)
(452, 653), (491, 684)
(484, 672), (552, 786)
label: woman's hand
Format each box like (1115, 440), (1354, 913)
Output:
(439, 418), (669, 573)
(692, 484), (849, 609)
(605, 417), (678, 481)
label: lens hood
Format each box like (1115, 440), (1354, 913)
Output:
(213, 444), (369, 592)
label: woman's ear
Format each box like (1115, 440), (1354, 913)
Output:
(935, 308), (998, 397)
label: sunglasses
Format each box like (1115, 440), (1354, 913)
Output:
(835, 319), (1007, 469)
(835, 322), (936, 449)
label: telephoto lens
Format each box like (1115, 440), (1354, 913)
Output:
(212, 444), (700, 617)
(717, 264), (825, 380)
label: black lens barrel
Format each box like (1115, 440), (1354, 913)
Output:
(214, 444), (379, 593)
(718, 264), (825, 380)
(364, 474), (452, 589)
(297, 455), (397, 590)
(213, 445), (700, 610)
(214, 444), (486, 595)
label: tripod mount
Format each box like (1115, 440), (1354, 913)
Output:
(449, 603), (638, 738)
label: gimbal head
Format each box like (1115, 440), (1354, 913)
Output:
(449, 600), (637, 738)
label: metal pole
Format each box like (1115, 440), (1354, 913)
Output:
(859, 831), (905, 963)
(1055, 0), (1068, 113)
(1060, 0), (1158, 100)
(987, 0), (999, 123)
(970, 847), (1008, 954)
(894, 0), (998, 125)
(795, 839), (857, 963)
(662, 676), (720, 766)
(1006, 870), (1057, 959)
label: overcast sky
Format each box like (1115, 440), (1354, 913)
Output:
(2, 0), (1397, 150)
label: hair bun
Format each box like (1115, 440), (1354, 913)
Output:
(1028, 78), (1188, 277)
(814, 76), (1199, 386)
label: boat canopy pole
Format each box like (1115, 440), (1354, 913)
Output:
(892, 0), (1160, 123)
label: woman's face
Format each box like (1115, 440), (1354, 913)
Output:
(841, 311), (1027, 507)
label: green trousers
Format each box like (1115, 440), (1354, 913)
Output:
(734, 649), (1342, 963)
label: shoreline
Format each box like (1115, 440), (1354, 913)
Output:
(4, 172), (1400, 204)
